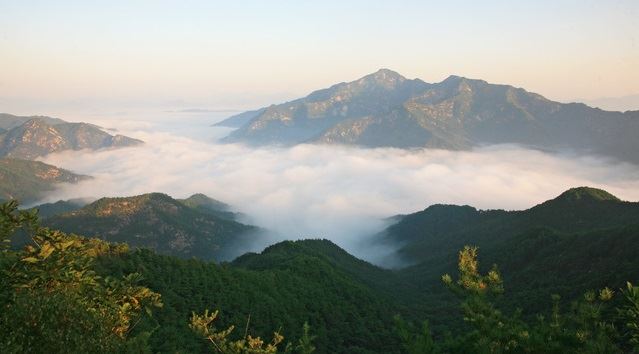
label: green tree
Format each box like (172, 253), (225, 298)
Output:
(295, 322), (316, 354)
(0, 200), (162, 353)
(394, 315), (435, 354)
(398, 246), (628, 353)
(619, 282), (639, 351)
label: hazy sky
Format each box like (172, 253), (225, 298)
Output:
(1, 0), (638, 113)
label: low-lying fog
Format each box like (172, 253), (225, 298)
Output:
(37, 111), (639, 263)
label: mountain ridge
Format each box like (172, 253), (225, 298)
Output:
(219, 70), (639, 164)
(0, 113), (143, 159)
(381, 186), (637, 263)
(43, 192), (260, 261)
(0, 158), (90, 204)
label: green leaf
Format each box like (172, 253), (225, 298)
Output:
(21, 256), (39, 263)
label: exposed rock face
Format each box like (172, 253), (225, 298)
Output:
(0, 114), (143, 159)
(220, 69), (639, 164)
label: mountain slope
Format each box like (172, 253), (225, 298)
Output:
(0, 114), (143, 159)
(232, 239), (410, 295)
(44, 193), (259, 261)
(29, 198), (93, 219)
(0, 158), (90, 204)
(97, 241), (402, 353)
(383, 187), (639, 264)
(221, 70), (639, 163)
(379, 187), (639, 328)
(213, 108), (266, 128)
(222, 69), (431, 146)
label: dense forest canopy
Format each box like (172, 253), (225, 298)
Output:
(2, 191), (638, 353)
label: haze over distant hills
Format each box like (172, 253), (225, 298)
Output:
(0, 113), (143, 159)
(579, 94), (639, 112)
(220, 69), (639, 164)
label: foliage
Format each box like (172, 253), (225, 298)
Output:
(0, 200), (162, 353)
(3, 188), (639, 353)
(394, 315), (435, 354)
(190, 311), (317, 354)
(96, 242), (401, 353)
(1, 200), (38, 250)
(385, 189), (639, 331)
(190, 309), (285, 353)
(398, 246), (638, 353)
(619, 282), (639, 351)
(295, 322), (316, 354)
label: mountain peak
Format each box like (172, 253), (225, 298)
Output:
(358, 68), (406, 87)
(219, 72), (639, 164)
(373, 68), (403, 76)
(79, 193), (177, 217)
(440, 74), (487, 87)
(555, 187), (621, 203)
(442, 74), (462, 82)
(180, 193), (229, 211)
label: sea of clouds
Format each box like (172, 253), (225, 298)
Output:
(36, 112), (639, 263)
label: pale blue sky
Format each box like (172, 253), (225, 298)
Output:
(0, 0), (637, 112)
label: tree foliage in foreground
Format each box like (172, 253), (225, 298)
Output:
(0, 200), (162, 353)
(189, 309), (316, 354)
(398, 246), (639, 353)
(3, 197), (639, 353)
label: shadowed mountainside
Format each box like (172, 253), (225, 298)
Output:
(0, 158), (90, 204)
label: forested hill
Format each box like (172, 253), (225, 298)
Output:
(232, 239), (416, 299)
(43, 193), (260, 261)
(96, 241), (402, 353)
(378, 187), (639, 328)
(0, 158), (90, 204)
(382, 186), (639, 263)
(2, 187), (639, 352)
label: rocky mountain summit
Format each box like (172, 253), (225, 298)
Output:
(0, 113), (142, 159)
(220, 69), (639, 164)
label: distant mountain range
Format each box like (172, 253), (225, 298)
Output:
(0, 158), (90, 204)
(219, 69), (639, 164)
(0, 113), (142, 159)
(42, 192), (260, 261)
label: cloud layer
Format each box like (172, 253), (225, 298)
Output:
(37, 120), (639, 262)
